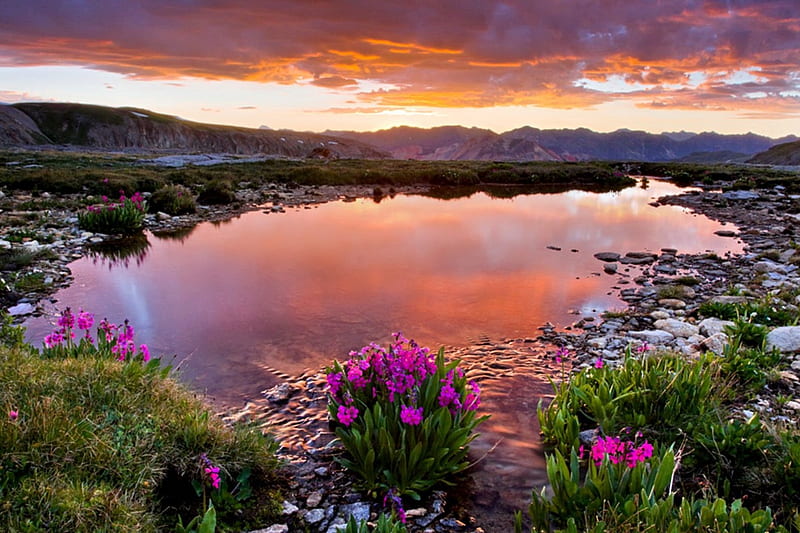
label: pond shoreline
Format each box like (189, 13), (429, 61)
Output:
(3, 178), (800, 532)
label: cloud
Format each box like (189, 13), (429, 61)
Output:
(0, 89), (50, 103)
(310, 75), (358, 88)
(237, 105), (257, 110)
(0, 0), (797, 115)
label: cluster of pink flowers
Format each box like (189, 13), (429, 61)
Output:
(9, 410), (18, 421)
(44, 307), (94, 347)
(326, 333), (481, 428)
(43, 308), (150, 362)
(86, 191), (146, 213)
(200, 453), (221, 490)
(580, 434), (654, 468)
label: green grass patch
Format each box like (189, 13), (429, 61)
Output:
(0, 316), (282, 532)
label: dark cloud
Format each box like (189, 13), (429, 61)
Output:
(0, 0), (797, 114)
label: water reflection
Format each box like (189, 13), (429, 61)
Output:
(25, 180), (741, 404)
(86, 234), (151, 270)
(152, 225), (197, 243)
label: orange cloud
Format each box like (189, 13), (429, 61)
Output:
(0, 0), (796, 116)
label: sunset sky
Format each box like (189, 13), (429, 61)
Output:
(1, 0), (798, 136)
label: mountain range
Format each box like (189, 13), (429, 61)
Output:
(1, 102), (797, 164)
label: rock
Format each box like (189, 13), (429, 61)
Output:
(306, 490), (324, 507)
(263, 383), (294, 404)
(156, 211), (172, 221)
(586, 337), (607, 349)
(786, 401), (800, 411)
(714, 230), (737, 237)
(626, 251), (659, 259)
(603, 263), (618, 274)
(340, 502), (370, 523)
(722, 190), (759, 200)
(710, 295), (749, 305)
(546, 245), (562, 251)
(658, 298), (686, 309)
(754, 261), (787, 274)
(593, 252), (620, 262)
(8, 302), (35, 316)
(766, 326), (800, 353)
(629, 330), (675, 344)
(0, 239), (10, 249)
(620, 255), (656, 265)
(698, 332), (729, 355)
(305, 508), (325, 524)
(654, 319), (699, 338)
(699, 317), (734, 337)
(579, 428), (599, 445)
(281, 500), (299, 515)
(249, 526), (289, 533)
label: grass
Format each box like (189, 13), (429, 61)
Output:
(0, 318), (283, 532)
(527, 292), (800, 532)
(0, 150), (634, 194)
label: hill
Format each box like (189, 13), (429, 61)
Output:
(748, 140), (800, 166)
(0, 103), (388, 159)
(334, 126), (796, 162)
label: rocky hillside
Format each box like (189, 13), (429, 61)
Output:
(332, 125), (796, 162)
(748, 140), (800, 166)
(0, 103), (388, 159)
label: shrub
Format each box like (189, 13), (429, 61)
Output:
(538, 349), (723, 456)
(78, 191), (146, 235)
(518, 444), (678, 532)
(325, 333), (488, 500)
(197, 179), (236, 205)
(149, 184), (197, 215)
(0, 308), (281, 532)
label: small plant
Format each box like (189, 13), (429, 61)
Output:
(197, 179), (236, 205)
(13, 271), (47, 293)
(344, 513), (409, 533)
(149, 184), (197, 215)
(326, 333), (488, 500)
(78, 191), (146, 234)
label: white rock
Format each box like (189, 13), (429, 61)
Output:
(587, 337), (607, 349)
(8, 303), (35, 316)
(658, 298), (686, 309)
(654, 318), (700, 338)
(699, 317), (734, 337)
(249, 526), (289, 533)
(305, 508), (325, 524)
(629, 330), (675, 344)
(0, 239), (10, 249)
(281, 500), (299, 515)
(699, 332), (729, 355)
(650, 310), (670, 320)
(766, 326), (800, 353)
(786, 401), (800, 412)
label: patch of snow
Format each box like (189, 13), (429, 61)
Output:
(130, 111), (149, 118)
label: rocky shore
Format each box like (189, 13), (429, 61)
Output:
(3, 178), (800, 532)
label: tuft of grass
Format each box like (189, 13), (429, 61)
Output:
(149, 184), (197, 215)
(0, 320), (282, 532)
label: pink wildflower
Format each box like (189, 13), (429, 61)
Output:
(555, 346), (569, 364)
(139, 344), (151, 362)
(76, 309), (94, 331)
(464, 380), (481, 411)
(9, 410), (18, 421)
(337, 405), (359, 426)
(400, 405), (424, 425)
(327, 372), (343, 396)
(594, 358), (604, 369)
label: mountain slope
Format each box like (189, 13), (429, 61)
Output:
(748, 140), (800, 165)
(0, 105), (50, 145)
(4, 103), (388, 159)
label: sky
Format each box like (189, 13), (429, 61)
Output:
(0, 0), (798, 137)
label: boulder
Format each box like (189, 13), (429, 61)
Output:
(654, 318), (699, 338)
(698, 332), (729, 355)
(629, 330), (675, 344)
(766, 326), (800, 353)
(699, 317), (734, 337)
(594, 252), (620, 262)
